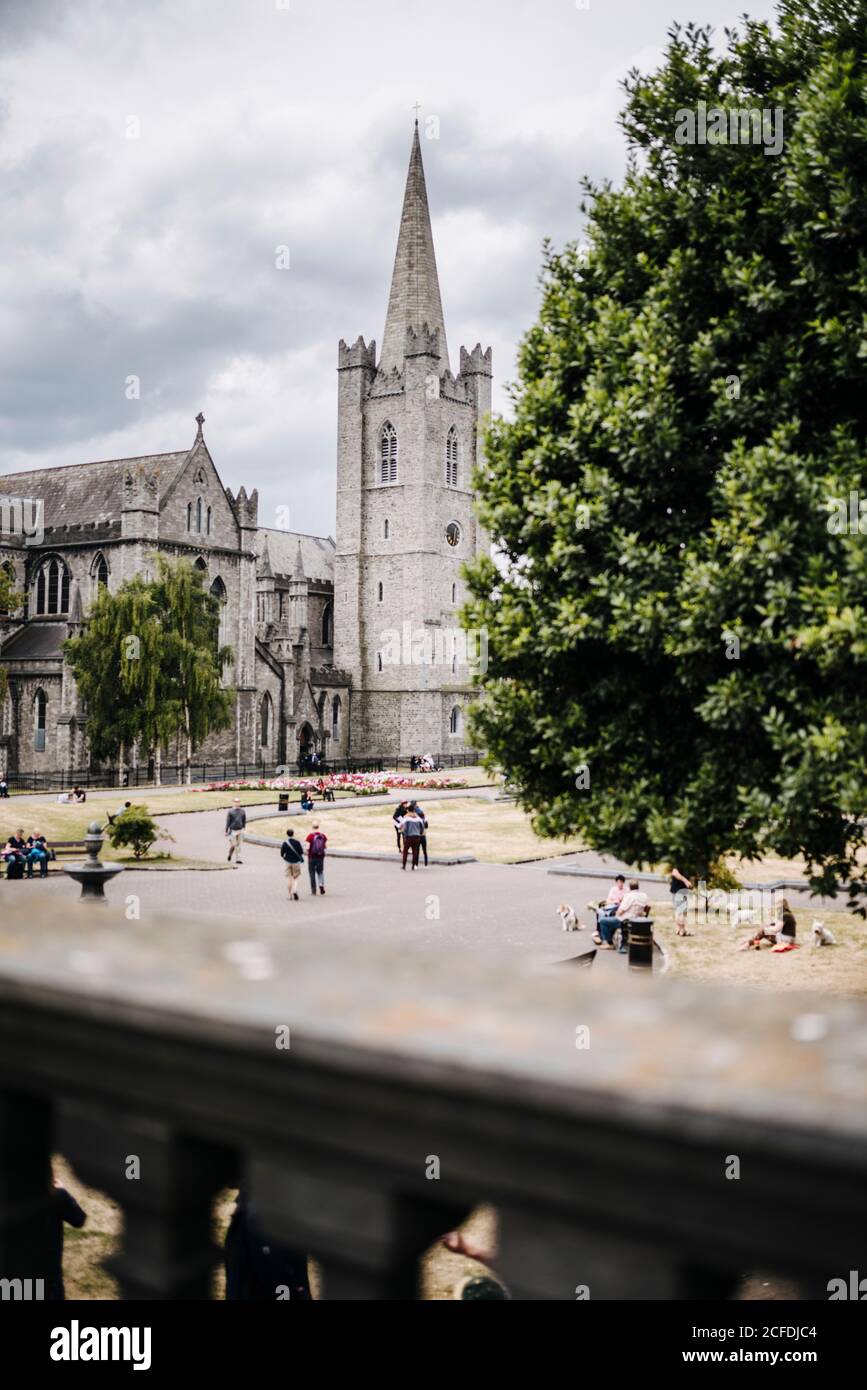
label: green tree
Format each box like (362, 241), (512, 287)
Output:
(64, 576), (165, 768)
(65, 558), (234, 782)
(150, 556), (234, 783)
(465, 0), (867, 906)
(0, 563), (22, 706)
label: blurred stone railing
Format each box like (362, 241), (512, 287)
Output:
(0, 900), (865, 1300)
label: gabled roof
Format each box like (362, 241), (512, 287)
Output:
(0, 452), (189, 529)
(255, 528), (334, 583)
(0, 622), (67, 660)
(379, 122), (449, 374)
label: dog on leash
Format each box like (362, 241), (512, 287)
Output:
(557, 903), (583, 932)
(811, 919), (836, 947)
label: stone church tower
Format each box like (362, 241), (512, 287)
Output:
(334, 122), (491, 759)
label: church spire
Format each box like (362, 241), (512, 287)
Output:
(379, 122), (449, 375)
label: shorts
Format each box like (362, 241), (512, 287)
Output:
(284, 863), (301, 880)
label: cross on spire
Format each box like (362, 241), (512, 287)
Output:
(412, 101), (421, 124)
(195, 412), (205, 437)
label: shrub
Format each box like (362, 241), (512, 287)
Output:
(107, 804), (173, 860)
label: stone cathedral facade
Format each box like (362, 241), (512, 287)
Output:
(0, 125), (489, 775)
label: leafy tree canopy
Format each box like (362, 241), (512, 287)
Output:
(65, 557), (233, 774)
(465, 0), (867, 904)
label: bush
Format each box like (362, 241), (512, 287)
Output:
(107, 804), (173, 860)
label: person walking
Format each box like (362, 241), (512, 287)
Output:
(305, 821), (327, 895)
(280, 826), (304, 901)
(225, 798), (246, 864)
(399, 806), (423, 870)
(410, 801), (429, 866)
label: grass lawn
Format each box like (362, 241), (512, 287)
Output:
(651, 898), (867, 998)
(255, 796), (584, 864)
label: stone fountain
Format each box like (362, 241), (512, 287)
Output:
(63, 821), (124, 902)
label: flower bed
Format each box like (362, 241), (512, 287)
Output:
(195, 772), (467, 795)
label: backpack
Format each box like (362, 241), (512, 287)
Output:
(309, 831), (326, 857)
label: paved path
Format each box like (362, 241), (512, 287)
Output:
(8, 803), (621, 975)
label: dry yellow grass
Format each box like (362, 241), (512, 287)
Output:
(652, 899), (867, 997)
(255, 797), (583, 864)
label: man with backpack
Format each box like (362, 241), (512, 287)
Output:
(399, 806), (423, 870)
(280, 826), (304, 901)
(305, 822), (327, 895)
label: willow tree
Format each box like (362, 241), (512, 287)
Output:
(464, 0), (867, 907)
(65, 558), (234, 782)
(150, 556), (234, 783)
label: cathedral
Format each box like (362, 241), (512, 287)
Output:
(0, 124), (490, 775)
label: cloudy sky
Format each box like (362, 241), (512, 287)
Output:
(0, 0), (778, 536)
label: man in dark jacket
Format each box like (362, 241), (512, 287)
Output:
(280, 827), (304, 901)
(225, 798), (246, 864)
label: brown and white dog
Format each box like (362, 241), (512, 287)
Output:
(556, 903), (583, 932)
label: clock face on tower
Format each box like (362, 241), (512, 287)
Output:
(445, 522), (461, 548)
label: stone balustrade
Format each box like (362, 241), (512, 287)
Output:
(0, 900), (865, 1299)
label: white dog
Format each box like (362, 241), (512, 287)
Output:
(557, 903), (583, 932)
(811, 919), (836, 947)
(729, 906), (756, 929)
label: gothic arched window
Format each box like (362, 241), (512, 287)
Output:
(93, 553), (109, 589)
(332, 695), (341, 737)
(0, 561), (15, 618)
(206, 507), (212, 536)
(196, 498), (203, 533)
(209, 576), (228, 652)
(260, 693), (273, 748)
(377, 652), (383, 673)
(33, 557), (70, 616)
(34, 688), (47, 751)
(380, 422), (398, 484)
(194, 556), (208, 573)
(322, 602), (333, 646)
(446, 426), (459, 487)
(377, 581), (383, 602)
(451, 582), (456, 604)
(449, 704), (462, 736)
(384, 518), (389, 539)
(186, 502), (192, 532)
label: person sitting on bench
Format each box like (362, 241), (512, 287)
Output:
(26, 830), (50, 879)
(3, 833), (26, 879)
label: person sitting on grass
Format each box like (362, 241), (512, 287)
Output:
(739, 899), (798, 951)
(299, 790), (315, 813)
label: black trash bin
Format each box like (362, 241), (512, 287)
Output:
(626, 916), (654, 971)
(278, 792), (290, 813)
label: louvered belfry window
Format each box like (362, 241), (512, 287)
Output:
(380, 422), (398, 484)
(446, 427), (459, 487)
